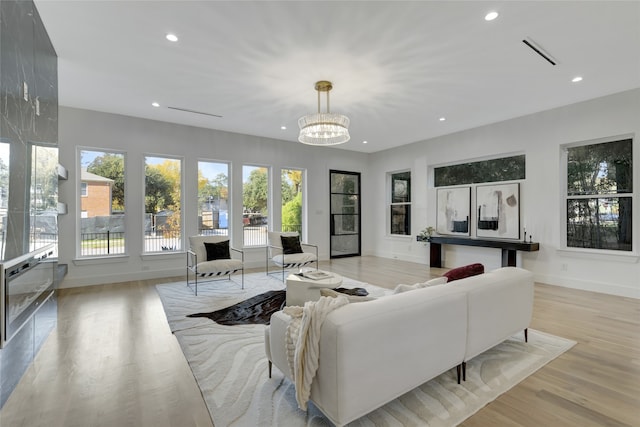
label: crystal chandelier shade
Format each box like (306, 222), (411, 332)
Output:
(298, 81), (350, 146)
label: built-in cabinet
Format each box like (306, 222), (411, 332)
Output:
(0, 0), (59, 408)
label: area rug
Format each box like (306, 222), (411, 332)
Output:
(156, 273), (576, 427)
(186, 287), (371, 326)
(187, 289), (287, 325)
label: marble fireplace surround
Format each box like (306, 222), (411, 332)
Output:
(0, 0), (59, 409)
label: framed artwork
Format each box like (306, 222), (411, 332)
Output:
(436, 187), (471, 236)
(476, 183), (520, 239)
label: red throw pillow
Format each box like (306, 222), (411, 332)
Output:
(443, 263), (484, 282)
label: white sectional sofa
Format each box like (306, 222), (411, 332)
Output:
(264, 266), (534, 426)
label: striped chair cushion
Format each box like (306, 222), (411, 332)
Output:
(272, 253), (317, 268)
(193, 259), (243, 277)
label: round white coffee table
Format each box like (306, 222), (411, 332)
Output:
(285, 270), (343, 306)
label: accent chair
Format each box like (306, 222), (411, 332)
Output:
(187, 235), (244, 295)
(266, 231), (318, 281)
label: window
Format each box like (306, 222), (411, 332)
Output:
(390, 171), (411, 235)
(197, 161), (229, 236)
(242, 165), (269, 246)
(79, 149), (126, 257)
(281, 169), (304, 234)
(29, 144), (58, 252)
(144, 155), (182, 253)
(564, 137), (633, 251)
(435, 154), (525, 187)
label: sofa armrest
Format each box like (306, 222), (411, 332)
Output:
(456, 267), (534, 361)
(312, 286), (468, 425)
(266, 311), (294, 380)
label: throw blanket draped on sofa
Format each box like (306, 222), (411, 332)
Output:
(283, 296), (349, 410)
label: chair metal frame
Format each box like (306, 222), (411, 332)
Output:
(266, 241), (318, 281)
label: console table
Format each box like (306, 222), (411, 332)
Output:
(425, 236), (539, 268)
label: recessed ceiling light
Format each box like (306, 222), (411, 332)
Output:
(362, 140), (368, 144)
(439, 117), (446, 122)
(166, 33), (178, 42)
(572, 76), (583, 83)
(151, 102), (160, 107)
(280, 126), (287, 130)
(485, 11), (499, 21)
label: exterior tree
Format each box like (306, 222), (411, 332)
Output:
(566, 139), (632, 250)
(282, 192), (302, 232)
(284, 169), (302, 194)
(145, 166), (174, 214)
(243, 168), (268, 214)
(281, 178), (294, 204)
(154, 159), (181, 208)
(87, 153), (125, 210)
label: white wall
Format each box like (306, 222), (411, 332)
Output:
(368, 89), (640, 298)
(58, 107), (369, 287)
(59, 90), (639, 297)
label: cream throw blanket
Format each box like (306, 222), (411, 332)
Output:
(282, 295), (349, 410)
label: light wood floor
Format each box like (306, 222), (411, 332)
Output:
(1, 257), (638, 427)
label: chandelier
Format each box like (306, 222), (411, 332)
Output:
(298, 80), (350, 146)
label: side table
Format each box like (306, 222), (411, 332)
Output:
(285, 271), (343, 306)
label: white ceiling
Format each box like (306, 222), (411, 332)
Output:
(35, 1), (640, 153)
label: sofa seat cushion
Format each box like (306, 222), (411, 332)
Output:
(272, 252), (317, 268)
(194, 259), (243, 276)
(443, 263), (484, 282)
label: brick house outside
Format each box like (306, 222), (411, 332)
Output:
(81, 169), (113, 218)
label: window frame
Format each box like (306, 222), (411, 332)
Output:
(561, 135), (634, 254)
(142, 154), (184, 254)
(280, 167), (305, 237)
(242, 164), (270, 247)
(197, 159), (231, 237)
(388, 170), (411, 236)
(77, 147), (127, 259)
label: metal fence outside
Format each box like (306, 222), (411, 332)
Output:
(81, 231), (126, 256)
(243, 225), (267, 246)
(2, 223), (305, 258)
(144, 228), (182, 252)
(281, 224), (302, 233)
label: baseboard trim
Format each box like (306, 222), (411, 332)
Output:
(534, 273), (639, 299)
(59, 267), (184, 288)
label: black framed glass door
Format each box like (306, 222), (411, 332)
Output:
(330, 170), (361, 258)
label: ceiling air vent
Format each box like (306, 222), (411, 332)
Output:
(167, 106), (222, 118)
(522, 37), (557, 66)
